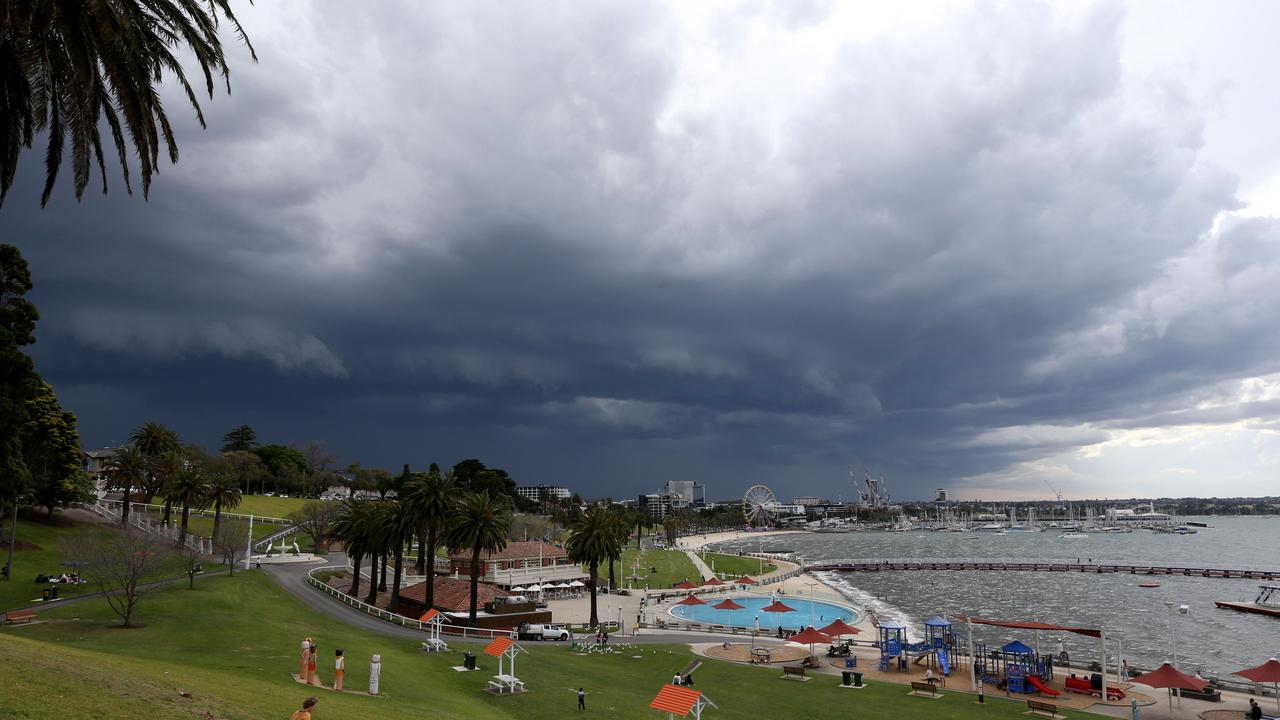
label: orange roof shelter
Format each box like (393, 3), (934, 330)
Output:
(650, 684), (718, 720)
(482, 636), (526, 694)
(418, 609), (449, 652)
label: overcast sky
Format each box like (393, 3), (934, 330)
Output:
(6, 0), (1280, 502)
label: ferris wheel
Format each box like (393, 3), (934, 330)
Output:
(742, 484), (777, 527)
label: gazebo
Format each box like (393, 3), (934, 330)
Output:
(650, 684), (718, 720)
(418, 608), (449, 652)
(482, 636), (526, 694)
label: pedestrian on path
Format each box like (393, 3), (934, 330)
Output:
(578, 687), (586, 710)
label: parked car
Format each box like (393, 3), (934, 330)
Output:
(517, 623), (570, 641)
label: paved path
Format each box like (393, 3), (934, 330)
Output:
(685, 550), (714, 580)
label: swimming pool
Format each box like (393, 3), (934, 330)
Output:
(668, 595), (861, 630)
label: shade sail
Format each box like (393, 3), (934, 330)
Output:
(762, 600), (796, 613)
(702, 577), (725, 586)
(673, 580), (699, 590)
(677, 594), (707, 606)
(952, 615), (1101, 638)
(713, 598), (746, 610)
(818, 618), (861, 637)
(787, 627), (834, 646)
(1135, 663), (1206, 691)
(735, 576), (758, 585)
(1233, 658), (1280, 683)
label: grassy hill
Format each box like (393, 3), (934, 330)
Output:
(1, 571), (1106, 720)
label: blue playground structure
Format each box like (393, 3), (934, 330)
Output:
(878, 616), (961, 676)
(973, 639), (1056, 693)
(921, 616), (952, 676)
(877, 621), (909, 671)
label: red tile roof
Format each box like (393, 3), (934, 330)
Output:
(448, 540), (567, 562)
(400, 577), (509, 613)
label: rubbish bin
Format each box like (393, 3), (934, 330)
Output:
(50, 586), (58, 600)
(41, 588), (51, 601)
(464, 651), (477, 671)
(842, 671), (853, 687)
(844, 656), (857, 668)
(853, 672), (864, 687)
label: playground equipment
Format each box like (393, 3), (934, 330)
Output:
(921, 616), (953, 676)
(418, 609), (449, 652)
(483, 636), (526, 694)
(1065, 673), (1125, 700)
(973, 639), (1057, 693)
(877, 620), (909, 671)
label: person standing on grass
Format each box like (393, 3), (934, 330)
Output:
(289, 696), (317, 720)
(578, 687), (586, 710)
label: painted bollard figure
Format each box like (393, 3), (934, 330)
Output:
(299, 638), (312, 681)
(308, 644), (321, 686)
(333, 649), (345, 691)
(369, 653), (381, 695)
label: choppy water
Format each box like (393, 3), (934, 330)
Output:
(713, 517), (1280, 677)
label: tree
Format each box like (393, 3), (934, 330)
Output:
(0, 0), (256, 206)
(451, 459), (519, 506)
(128, 422), (180, 458)
(403, 469), (455, 611)
(0, 245), (39, 508)
(167, 466), (208, 549)
(331, 498), (375, 598)
(203, 471), (242, 539)
(385, 498), (417, 611)
(223, 450), (265, 495)
(178, 544), (204, 590)
(63, 527), (174, 627)
(445, 491), (512, 622)
(21, 380), (91, 519)
(148, 449), (184, 527)
(565, 505), (619, 628)
(220, 425), (257, 453)
(302, 440), (336, 473)
(290, 501), (337, 554)
(605, 506), (629, 591)
(104, 446), (148, 527)
(214, 518), (249, 575)
(251, 444), (308, 491)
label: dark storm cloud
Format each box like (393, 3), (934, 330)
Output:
(4, 1), (1277, 500)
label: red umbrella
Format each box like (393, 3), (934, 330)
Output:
(673, 580), (698, 590)
(1233, 658), (1280, 713)
(702, 577), (724, 586)
(787, 626), (834, 661)
(1134, 662), (1206, 719)
(677, 594), (707, 606)
(818, 618), (861, 637)
(761, 599), (796, 636)
(735, 576), (757, 585)
(713, 598), (745, 627)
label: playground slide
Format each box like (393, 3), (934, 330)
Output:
(1026, 676), (1061, 697)
(938, 650), (950, 676)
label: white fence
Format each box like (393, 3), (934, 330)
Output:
(90, 500), (213, 555)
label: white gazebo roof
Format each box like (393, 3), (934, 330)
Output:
(568, 580), (585, 587)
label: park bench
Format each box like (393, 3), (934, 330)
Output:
(1027, 699), (1060, 718)
(420, 638), (448, 652)
(1179, 686), (1221, 702)
(4, 609), (37, 625)
(782, 665), (807, 680)
(910, 680), (940, 697)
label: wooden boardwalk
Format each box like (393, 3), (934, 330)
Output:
(804, 558), (1280, 579)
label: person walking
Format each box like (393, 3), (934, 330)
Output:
(578, 687), (586, 710)
(289, 697), (317, 720)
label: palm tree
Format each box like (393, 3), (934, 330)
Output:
(565, 505), (620, 628)
(606, 506), (629, 591)
(0, 0), (256, 206)
(386, 498), (419, 612)
(445, 491), (512, 622)
(128, 422), (180, 457)
(403, 469), (455, 611)
(331, 498), (375, 598)
(204, 472), (242, 539)
(104, 446), (147, 527)
(148, 449), (184, 527)
(363, 503), (396, 604)
(167, 466), (208, 549)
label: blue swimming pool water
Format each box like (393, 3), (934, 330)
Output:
(668, 595), (860, 630)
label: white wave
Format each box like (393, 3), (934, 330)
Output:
(814, 570), (921, 642)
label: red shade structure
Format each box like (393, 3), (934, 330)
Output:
(787, 626), (833, 661)
(651, 684), (718, 720)
(1233, 658), (1280, 713)
(761, 600), (795, 613)
(677, 594), (707, 606)
(702, 577), (724, 586)
(818, 618), (861, 637)
(735, 576), (757, 585)
(673, 580), (699, 590)
(712, 598), (745, 628)
(1133, 662), (1206, 719)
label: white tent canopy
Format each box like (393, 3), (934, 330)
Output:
(510, 586), (528, 592)
(554, 583), (571, 588)
(568, 580), (585, 587)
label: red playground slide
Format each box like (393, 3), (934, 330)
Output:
(1027, 676), (1062, 697)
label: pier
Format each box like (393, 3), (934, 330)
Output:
(804, 557), (1280, 579)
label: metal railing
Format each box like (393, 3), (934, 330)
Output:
(253, 524), (302, 551)
(95, 498), (292, 525)
(90, 500), (213, 555)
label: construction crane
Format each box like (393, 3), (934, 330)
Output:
(1043, 479), (1073, 523)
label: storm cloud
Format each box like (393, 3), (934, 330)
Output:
(5, 0), (1280, 501)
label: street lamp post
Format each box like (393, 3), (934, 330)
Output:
(1164, 602), (1189, 705)
(804, 581), (818, 627)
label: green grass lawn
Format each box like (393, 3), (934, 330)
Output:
(234, 495), (323, 518)
(606, 548), (700, 590)
(701, 552), (776, 578)
(0, 571), (1107, 720)
(0, 515), (109, 611)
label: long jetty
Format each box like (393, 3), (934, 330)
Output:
(803, 557), (1280, 579)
